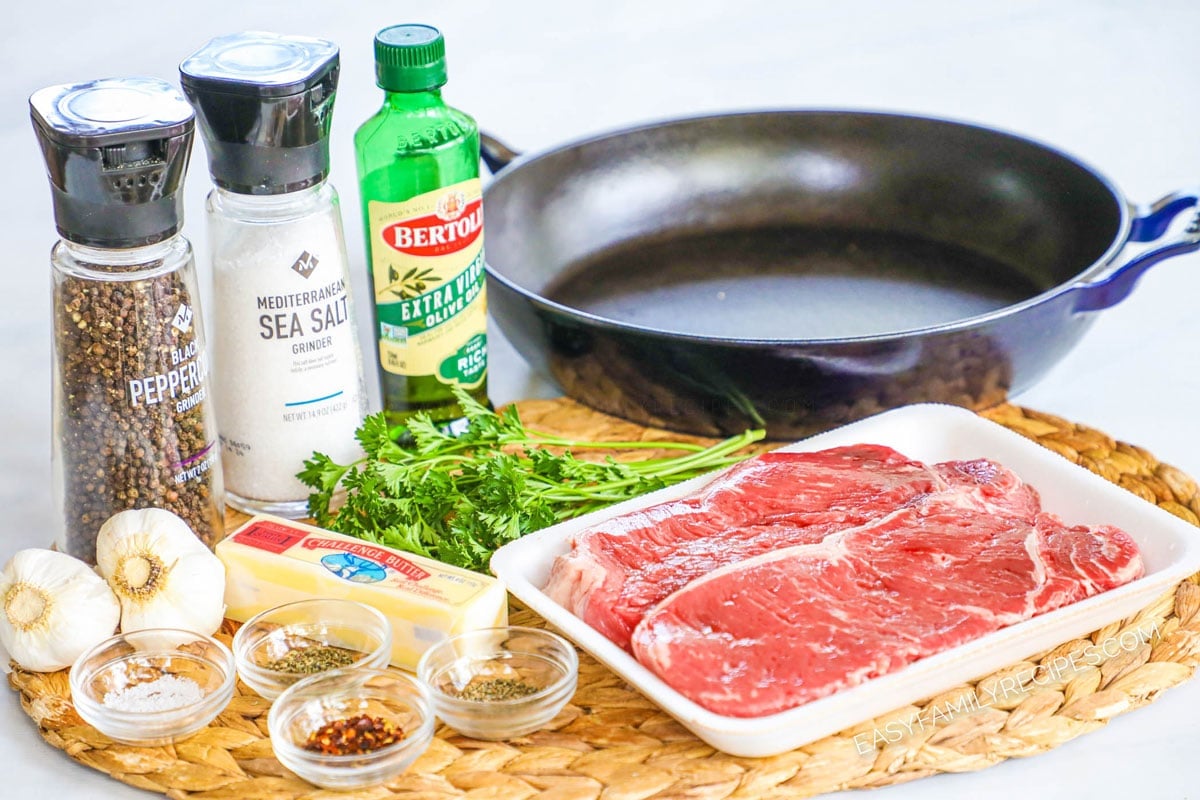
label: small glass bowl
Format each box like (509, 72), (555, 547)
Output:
(69, 628), (236, 746)
(232, 599), (392, 700)
(417, 626), (578, 740)
(268, 668), (434, 790)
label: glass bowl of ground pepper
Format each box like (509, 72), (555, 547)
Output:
(69, 628), (236, 746)
(417, 626), (578, 740)
(232, 599), (393, 700)
(268, 667), (434, 789)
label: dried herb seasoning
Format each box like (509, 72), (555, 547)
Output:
(454, 677), (539, 702)
(264, 644), (359, 674)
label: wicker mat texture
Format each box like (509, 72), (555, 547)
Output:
(10, 399), (1200, 800)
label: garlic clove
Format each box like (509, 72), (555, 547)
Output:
(96, 508), (226, 637)
(0, 549), (120, 672)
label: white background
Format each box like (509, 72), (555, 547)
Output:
(3, 1), (1200, 797)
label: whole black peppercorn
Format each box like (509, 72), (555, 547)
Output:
(52, 246), (224, 562)
(33, 77), (223, 563)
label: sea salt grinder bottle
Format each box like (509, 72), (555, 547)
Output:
(181, 32), (367, 518)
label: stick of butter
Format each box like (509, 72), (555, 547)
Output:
(217, 515), (508, 670)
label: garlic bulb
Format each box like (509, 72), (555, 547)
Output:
(96, 508), (225, 636)
(0, 549), (121, 672)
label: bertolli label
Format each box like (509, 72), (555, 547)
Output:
(368, 179), (487, 384)
(380, 192), (483, 257)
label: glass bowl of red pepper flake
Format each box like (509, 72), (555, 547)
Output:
(267, 667), (434, 789)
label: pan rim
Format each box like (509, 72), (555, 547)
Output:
(483, 107), (1133, 346)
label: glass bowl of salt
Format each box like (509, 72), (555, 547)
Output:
(69, 628), (236, 745)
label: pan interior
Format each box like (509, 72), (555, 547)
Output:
(546, 226), (1048, 339)
(485, 111), (1126, 343)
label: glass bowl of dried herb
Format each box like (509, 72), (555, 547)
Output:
(68, 628), (236, 746)
(232, 599), (392, 700)
(268, 667), (434, 789)
(416, 626), (578, 740)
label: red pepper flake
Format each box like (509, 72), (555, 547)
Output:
(302, 713), (405, 756)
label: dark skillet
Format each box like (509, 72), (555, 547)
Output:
(481, 111), (1200, 439)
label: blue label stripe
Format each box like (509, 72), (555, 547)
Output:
(286, 390), (344, 408)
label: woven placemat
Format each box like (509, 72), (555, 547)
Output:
(10, 400), (1200, 800)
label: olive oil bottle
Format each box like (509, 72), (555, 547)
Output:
(355, 24), (487, 431)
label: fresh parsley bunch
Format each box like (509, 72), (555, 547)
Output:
(299, 389), (763, 572)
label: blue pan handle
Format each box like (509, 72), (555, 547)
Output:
(1072, 190), (1200, 312)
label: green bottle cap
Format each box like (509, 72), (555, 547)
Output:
(374, 24), (447, 92)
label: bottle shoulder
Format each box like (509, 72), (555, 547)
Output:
(354, 96), (478, 157)
(51, 236), (194, 281)
(206, 183), (339, 223)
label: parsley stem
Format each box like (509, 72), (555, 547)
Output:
(300, 386), (768, 572)
(521, 433), (710, 453)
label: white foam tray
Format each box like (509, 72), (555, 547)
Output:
(490, 404), (1200, 757)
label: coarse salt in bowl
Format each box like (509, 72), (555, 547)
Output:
(233, 598), (393, 700)
(69, 628), (236, 746)
(268, 667), (434, 790)
(417, 626), (578, 740)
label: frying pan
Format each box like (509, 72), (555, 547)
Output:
(481, 111), (1200, 439)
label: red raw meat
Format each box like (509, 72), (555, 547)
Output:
(630, 502), (1143, 717)
(544, 445), (944, 648)
(933, 459), (1041, 518)
(544, 444), (1042, 650)
(1035, 514), (1143, 605)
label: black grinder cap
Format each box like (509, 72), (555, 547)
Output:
(179, 32), (339, 195)
(30, 77), (195, 248)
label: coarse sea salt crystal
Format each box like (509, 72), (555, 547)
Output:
(102, 674), (205, 713)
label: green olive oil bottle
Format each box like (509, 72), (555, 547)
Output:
(355, 24), (487, 432)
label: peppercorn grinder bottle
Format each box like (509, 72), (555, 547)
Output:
(355, 24), (489, 433)
(181, 32), (367, 518)
(31, 77), (225, 563)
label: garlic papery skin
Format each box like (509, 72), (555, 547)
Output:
(96, 508), (225, 637)
(0, 549), (120, 672)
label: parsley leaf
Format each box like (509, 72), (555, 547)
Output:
(299, 387), (763, 572)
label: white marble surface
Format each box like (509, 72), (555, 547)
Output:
(3, 0), (1200, 795)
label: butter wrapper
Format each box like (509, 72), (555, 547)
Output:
(217, 515), (508, 669)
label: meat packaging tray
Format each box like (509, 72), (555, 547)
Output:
(490, 403), (1200, 757)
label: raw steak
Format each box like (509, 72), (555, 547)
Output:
(630, 502), (1142, 717)
(934, 458), (1041, 518)
(544, 444), (1040, 650)
(544, 445), (945, 648)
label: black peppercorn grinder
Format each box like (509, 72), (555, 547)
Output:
(32, 77), (225, 562)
